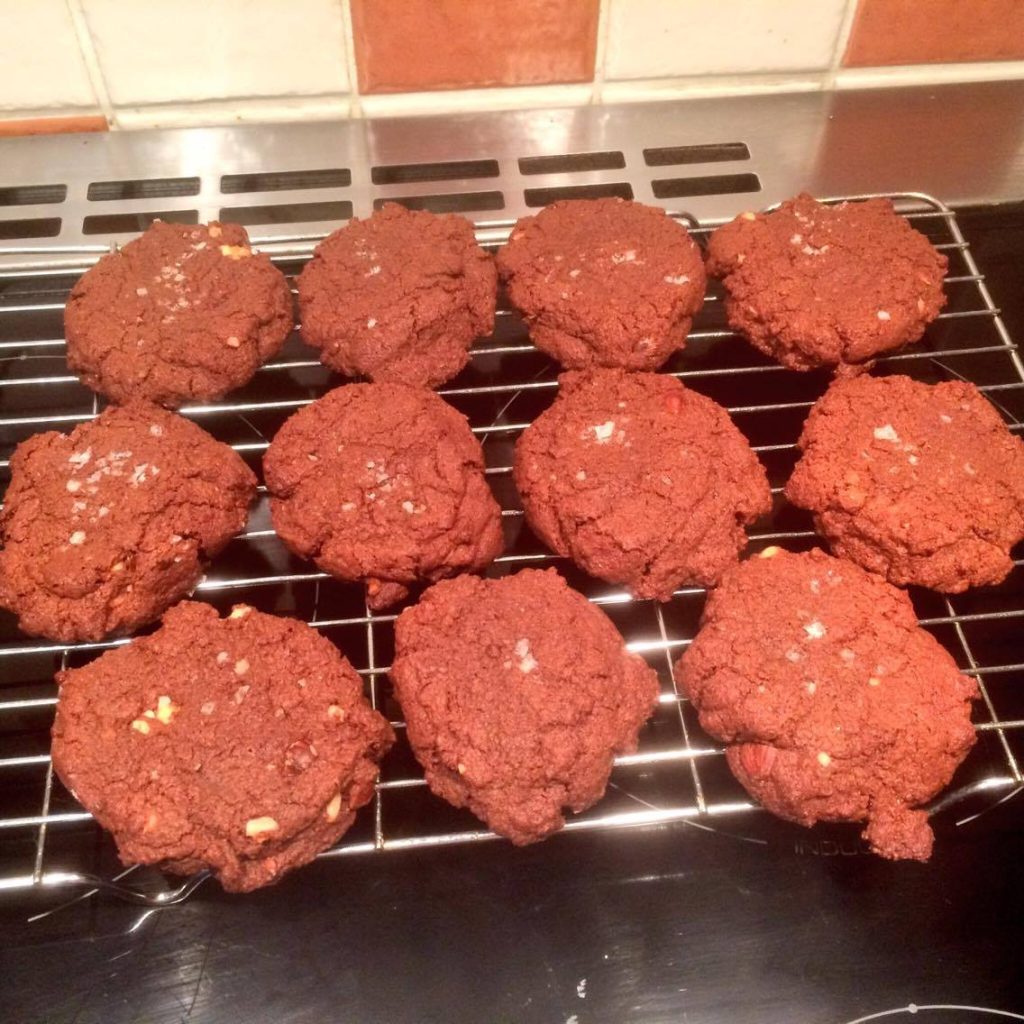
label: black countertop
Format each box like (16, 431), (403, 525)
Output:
(1, 204), (1022, 1024)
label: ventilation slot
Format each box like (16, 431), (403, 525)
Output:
(373, 191), (504, 214)
(643, 143), (750, 167)
(371, 160), (499, 185)
(523, 182), (634, 207)
(220, 201), (352, 226)
(0, 184), (67, 207)
(651, 173), (761, 200)
(518, 151), (626, 175)
(0, 217), (62, 240)
(82, 210), (198, 235)
(87, 177), (200, 201)
(221, 169), (351, 194)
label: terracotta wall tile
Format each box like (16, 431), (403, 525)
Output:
(0, 115), (108, 137)
(844, 0), (1024, 66)
(351, 0), (599, 93)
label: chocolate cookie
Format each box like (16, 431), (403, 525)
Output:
(264, 383), (503, 610)
(296, 203), (496, 388)
(0, 404), (255, 642)
(65, 220), (293, 407)
(675, 547), (978, 860)
(391, 569), (659, 844)
(706, 194), (947, 371)
(496, 198), (706, 370)
(52, 601), (394, 892)
(786, 374), (1024, 591)
(514, 369), (771, 600)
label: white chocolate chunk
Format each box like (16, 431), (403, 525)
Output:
(514, 637), (538, 674)
(154, 695), (178, 725)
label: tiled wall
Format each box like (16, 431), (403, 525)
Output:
(3, 0), (1024, 134)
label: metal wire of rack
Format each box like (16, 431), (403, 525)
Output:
(0, 192), (1022, 908)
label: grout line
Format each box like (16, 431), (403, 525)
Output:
(591, 0), (614, 104)
(599, 72), (830, 104)
(338, 0), (362, 118)
(835, 60), (1024, 90)
(64, 0), (115, 129)
(825, 0), (862, 90)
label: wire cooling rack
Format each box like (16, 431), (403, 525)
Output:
(1, 192), (1022, 907)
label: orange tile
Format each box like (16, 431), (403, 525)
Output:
(351, 0), (599, 93)
(844, 0), (1024, 66)
(0, 115), (108, 137)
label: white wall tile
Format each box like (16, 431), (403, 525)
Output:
(605, 0), (850, 79)
(80, 0), (350, 106)
(0, 0), (98, 111)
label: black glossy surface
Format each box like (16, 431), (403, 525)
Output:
(1, 811), (1022, 1024)
(1, 203), (1022, 1024)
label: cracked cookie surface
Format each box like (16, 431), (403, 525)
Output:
(263, 383), (503, 610)
(514, 369), (770, 600)
(675, 547), (978, 860)
(51, 600), (394, 892)
(391, 569), (659, 844)
(496, 197), (706, 370)
(786, 374), (1024, 591)
(0, 403), (256, 641)
(65, 220), (293, 407)
(296, 203), (496, 388)
(706, 194), (946, 371)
